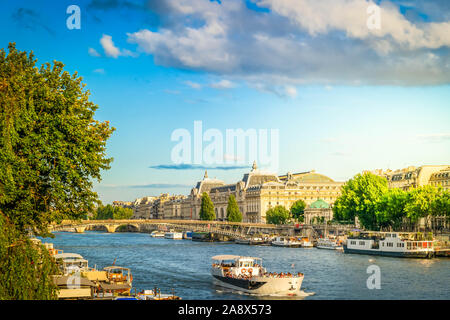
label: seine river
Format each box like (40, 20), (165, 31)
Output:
(45, 231), (450, 300)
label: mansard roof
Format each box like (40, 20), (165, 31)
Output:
(280, 170), (335, 183)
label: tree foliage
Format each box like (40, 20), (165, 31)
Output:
(290, 199), (306, 222)
(334, 170), (450, 230)
(333, 172), (388, 230)
(226, 194), (242, 222)
(404, 185), (441, 223)
(91, 204), (133, 220)
(0, 43), (114, 300)
(265, 205), (290, 225)
(376, 188), (408, 230)
(0, 43), (115, 236)
(0, 212), (59, 299)
(199, 192), (215, 221)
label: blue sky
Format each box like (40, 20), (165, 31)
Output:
(2, 0), (450, 204)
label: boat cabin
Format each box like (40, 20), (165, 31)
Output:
(211, 255), (264, 277)
(54, 253), (90, 275)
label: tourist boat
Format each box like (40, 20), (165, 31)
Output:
(271, 236), (303, 248)
(211, 255), (304, 295)
(344, 232), (435, 258)
(102, 266), (133, 295)
(150, 230), (165, 238)
(316, 238), (343, 250)
(165, 232), (183, 239)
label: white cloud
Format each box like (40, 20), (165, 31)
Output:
(259, 0), (450, 50)
(124, 0), (450, 88)
(184, 80), (202, 89)
(209, 79), (235, 89)
(93, 68), (105, 74)
(417, 133), (450, 142)
(100, 34), (137, 58)
(88, 47), (101, 57)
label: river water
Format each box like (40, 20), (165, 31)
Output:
(44, 231), (450, 300)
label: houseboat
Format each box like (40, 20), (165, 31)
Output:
(344, 232), (434, 258)
(211, 255), (304, 295)
(317, 238), (343, 250)
(271, 236), (303, 248)
(183, 231), (193, 240)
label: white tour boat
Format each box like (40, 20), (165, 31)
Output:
(316, 238), (343, 250)
(271, 236), (303, 248)
(165, 232), (183, 240)
(211, 255), (304, 295)
(344, 232), (434, 258)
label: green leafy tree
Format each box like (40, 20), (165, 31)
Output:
(376, 188), (408, 230)
(265, 205), (290, 225)
(0, 44), (114, 299)
(199, 192), (215, 221)
(226, 194), (242, 222)
(333, 172), (388, 230)
(92, 204), (133, 220)
(431, 188), (450, 217)
(0, 43), (115, 235)
(405, 185), (440, 223)
(113, 207), (133, 220)
(290, 199), (306, 222)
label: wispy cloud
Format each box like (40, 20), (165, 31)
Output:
(93, 68), (105, 74)
(99, 183), (191, 188)
(209, 79), (236, 89)
(11, 8), (54, 35)
(100, 34), (137, 58)
(128, 183), (191, 188)
(184, 80), (202, 89)
(149, 164), (249, 170)
(417, 133), (450, 142)
(88, 47), (101, 57)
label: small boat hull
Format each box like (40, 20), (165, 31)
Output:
(343, 245), (434, 258)
(213, 275), (303, 295)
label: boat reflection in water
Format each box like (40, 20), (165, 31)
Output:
(211, 255), (304, 296)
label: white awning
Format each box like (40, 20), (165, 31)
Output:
(54, 253), (84, 260)
(211, 255), (240, 260)
(211, 255), (262, 261)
